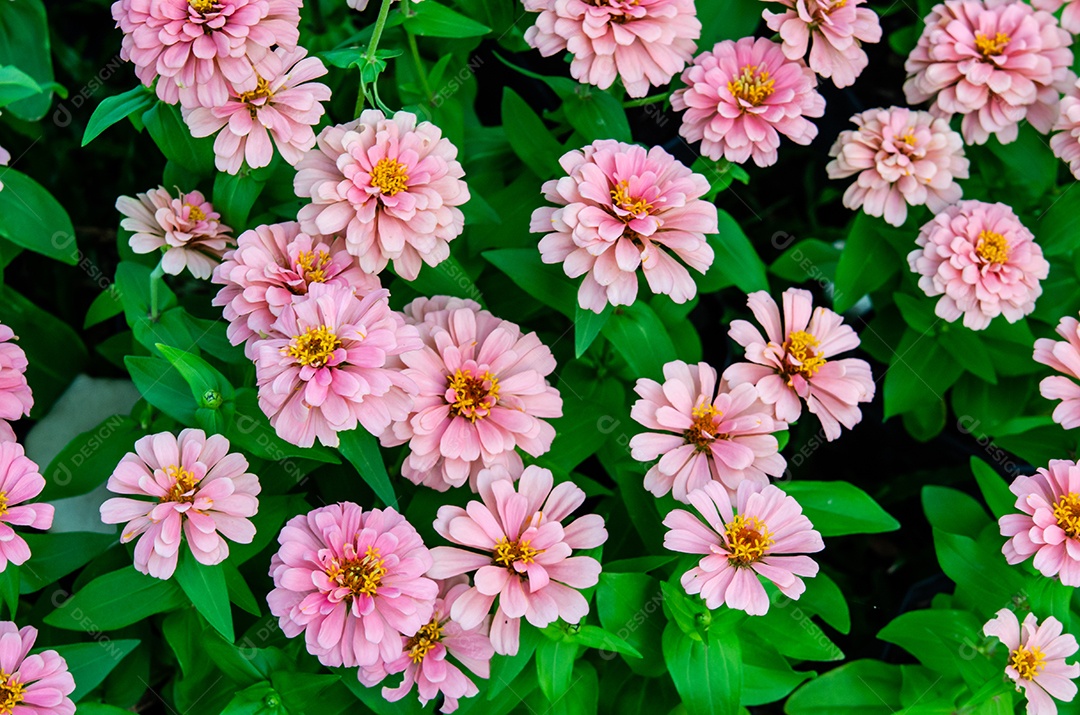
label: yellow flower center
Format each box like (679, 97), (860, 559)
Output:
(976, 230), (1009, 264)
(1053, 492), (1080, 539)
(406, 617), (445, 663)
(184, 204), (206, 222)
(975, 31), (1010, 57)
(1009, 644), (1046, 681)
(447, 369), (499, 421)
(296, 249), (331, 284)
(899, 129), (917, 146)
(0, 493), (8, 517)
(285, 325), (342, 368)
(238, 75), (274, 106)
(724, 515), (774, 566)
(684, 403), (721, 451)
(610, 180), (653, 215)
(728, 65), (775, 106)
(785, 330), (827, 379)
(493, 536), (542, 568)
(325, 546), (387, 600)
(188, 0), (218, 13)
(370, 158), (410, 196)
(0, 671), (24, 715)
(161, 465), (199, 503)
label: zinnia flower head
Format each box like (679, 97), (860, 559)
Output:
(294, 110), (470, 281)
(0, 623), (75, 715)
(427, 465), (608, 656)
(184, 47), (332, 174)
(0, 324), (32, 443)
(664, 481), (823, 615)
(826, 106), (969, 227)
(0, 443), (53, 572)
(383, 297), (563, 492)
(212, 222), (381, 358)
(99, 429), (261, 580)
(267, 502), (439, 669)
(671, 37), (825, 167)
(111, 0), (303, 108)
(984, 608), (1079, 715)
(531, 140), (718, 313)
(629, 360), (787, 504)
(763, 0), (882, 87)
(254, 284), (421, 448)
(522, 0), (701, 98)
(999, 460), (1080, 584)
(723, 288), (875, 441)
(903, 0), (1075, 145)
(908, 200), (1048, 330)
(1051, 81), (1080, 180)
(1034, 315), (1080, 429)
(358, 577), (494, 714)
(116, 187), (233, 279)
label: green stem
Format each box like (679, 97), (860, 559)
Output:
(354, 0), (396, 116)
(149, 260), (165, 321)
(623, 94), (669, 108)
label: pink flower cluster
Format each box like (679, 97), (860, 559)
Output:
(0, 323), (32, 443)
(531, 140), (718, 313)
(904, 0), (1075, 145)
(1034, 315), (1080, 430)
(522, 0), (701, 98)
(763, 0), (882, 87)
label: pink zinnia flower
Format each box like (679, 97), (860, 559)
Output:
(1034, 315), (1080, 429)
(629, 360), (787, 504)
(522, 0), (700, 98)
(0, 324), (32, 443)
(908, 200), (1048, 331)
(99, 429), (261, 580)
(0, 443), (53, 572)
(267, 502), (438, 669)
(530, 140), (718, 313)
(1051, 81), (1080, 180)
(999, 460), (1080, 584)
(903, 0), (1075, 145)
(254, 284), (420, 448)
(0, 623), (75, 715)
(428, 465), (608, 656)
(671, 37), (825, 168)
(763, 0), (882, 87)
(184, 47), (332, 174)
(294, 110), (470, 281)
(116, 187), (233, 279)
(1035, 0), (1080, 33)
(358, 577), (493, 714)
(724, 288), (875, 441)
(111, 0), (302, 108)
(826, 106), (969, 227)
(382, 297), (562, 492)
(984, 609), (1079, 715)
(212, 222), (380, 358)
(663, 481), (823, 615)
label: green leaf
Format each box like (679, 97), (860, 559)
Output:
(921, 485), (991, 539)
(223, 563), (261, 616)
(124, 355), (198, 424)
(115, 261), (178, 326)
(45, 567), (187, 631)
(82, 86), (156, 146)
(0, 65), (40, 108)
(800, 572), (851, 635)
(404, 0), (492, 37)
(877, 609), (987, 679)
(932, 528), (1023, 614)
(939, 325), (997, 384)
(970, 457), (1016, 520)
(536, 636), (578, 703)
(834, 213), (902, 312)
(157, 343), (235, 411)
(176, 551), (234, 641)
(569, 624), (641, 658)
(752, 601), (844, 661)
(41, 415), (143, 501)
(1038, 188), (1080, 257)
(739, 638), (812, 706)
(0, 567), (17, 618)
(338, 429), (396, 507)
(662, 622), (741, 715)
(227, 388), (340, 465)
(19, 532), (117, 593)
(84, 288), (124, 329)
(786, 660), (902, 715)
(52, 639), (139, 702)
(602, 301), (678, 380)
(143, 101), (215, 176)
(501, 88), (563, 179)
(782, 481), (900, 536)
(563, 87), (632, 143)
(0, 0), (54, 120)
(698, 210), (769, 294)
(596, 572), (665, 676)
(483, 248), (577, 319)
(770, 238), (840, 284)
(0, 169), (79, 264)
(272, 672), (343, 713)
(986, 125), (1057, 200)
(487, 623), (541, 700)
(883, 327), (963, 419)
(575, 303), (611, 357)
(214, 170), (267, 228)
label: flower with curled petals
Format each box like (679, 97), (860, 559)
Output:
(999, 460), (1080, 585)
(1034, 315), (1080, 430)
(763, 0), (882, 87)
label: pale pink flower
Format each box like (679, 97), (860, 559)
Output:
(763, 0), (882, 87)
(629, 360), (787, 504)
(111, 0), (302, 108)
(903, 0), (1075, 145)
(294, 110), (469, 281)
(530, 140), (718, 313)
(254, 284), (420, 448)
(663, 481), (823, 615)
(1034, 315), (1080, 429)
(184, 47), (332, 174)
(358, 578), (493, 714)
(1000, 460), (1080, 584)
(99, 429), (260, 580)
(382, 297), (562, 492)
(984, 609), (1079, 715)
(267, 502), (438, 669)
(0, 623), (75, 715)
(0, 324), (32, 443)
(826, 106), (969, 227)
(0, 143), (8, 192)
(0, 443), (53, 573)
(1051, 82), (1080, 180)
(116, 187), (233, 279)
(522, 0), (700, 98)
(212, 222), (380, 358)
(724, 288), (875, 441)
(427, 465), (608, 656)
(908, 200), (1048, 330)
(1035, 0), (1080, 33)
(671, 37), (825, 168)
